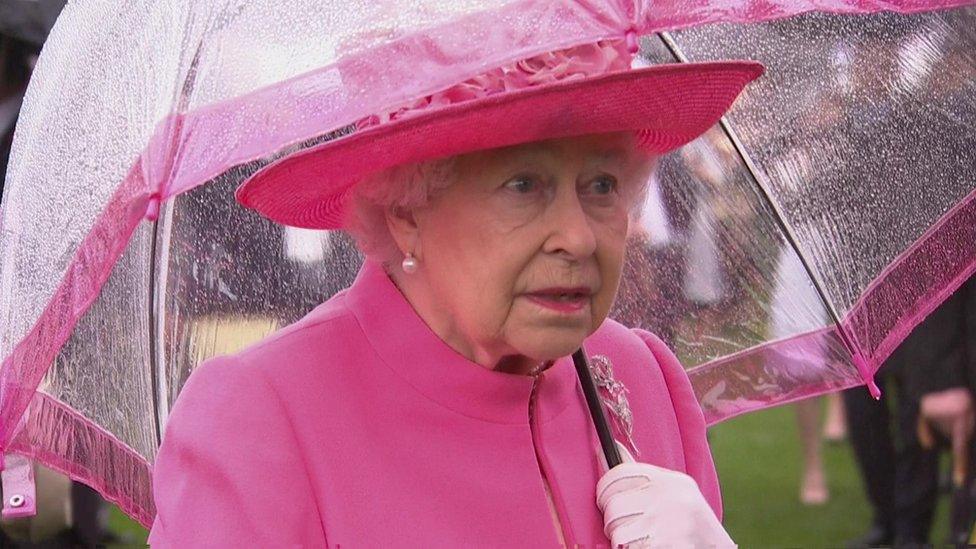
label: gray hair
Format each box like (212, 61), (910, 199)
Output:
(344, 157), (458, 265)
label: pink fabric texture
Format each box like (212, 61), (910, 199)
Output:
(1, 453), (35, 519)
(148, 261), (720, 547)
(690, 327), (863, 425)
(235, 60), (763, 229)
(353, 40), (636, 131)
(8, 392), (156, 527)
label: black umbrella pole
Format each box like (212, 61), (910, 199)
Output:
(572, 349), (622, 469)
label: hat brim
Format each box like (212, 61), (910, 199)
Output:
(236, 61), (764, 229)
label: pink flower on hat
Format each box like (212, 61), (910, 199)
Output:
(357, 40), (633, 131)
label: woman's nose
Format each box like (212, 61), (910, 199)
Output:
(542, 189), (598, 259)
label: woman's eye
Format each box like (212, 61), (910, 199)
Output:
(587, 176), (618, 195)
(504, 176), (538, 194)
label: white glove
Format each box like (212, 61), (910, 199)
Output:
(596, 443), (735, 548)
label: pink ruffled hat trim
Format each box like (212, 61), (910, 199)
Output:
(355, 40), (635, 130)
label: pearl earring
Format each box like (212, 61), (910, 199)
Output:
(401, 252), (418, 274)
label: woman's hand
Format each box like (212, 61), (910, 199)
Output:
(596, 443), (735, 548)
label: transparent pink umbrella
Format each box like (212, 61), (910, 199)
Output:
(0, 0), (972, 527)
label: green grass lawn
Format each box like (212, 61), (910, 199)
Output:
(107, 400), (950, 547)
(711, 401), (949, 548)
(712, 402), (873, 547)
(106, 505), (149, 546)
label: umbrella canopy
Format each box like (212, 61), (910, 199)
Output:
(654, 10), (976, 417)
(0, 0), (973, 527)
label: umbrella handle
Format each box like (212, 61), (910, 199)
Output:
(572, 349), (622, 469)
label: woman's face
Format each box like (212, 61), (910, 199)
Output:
(391, 132), (654, 372)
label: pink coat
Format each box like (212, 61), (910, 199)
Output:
(149, 261), (721, 547)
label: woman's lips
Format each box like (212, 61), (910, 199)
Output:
(524, 288), (591, 313)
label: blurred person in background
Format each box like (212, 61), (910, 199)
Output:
(763, 86), (852, 507)
(768, 239), (849, 506)
(614, 168), (688, 344)
(691, 108), (852, 508)
(838, 25), (976, 546)
(844, 275), (976, 547)
(680, 140), (729, 337)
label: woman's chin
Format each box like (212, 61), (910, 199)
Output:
(512, 329), (592, 362)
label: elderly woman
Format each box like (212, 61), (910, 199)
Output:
(148, 39), (761, 547)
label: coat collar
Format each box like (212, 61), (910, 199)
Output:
(345, 260), (580, 424)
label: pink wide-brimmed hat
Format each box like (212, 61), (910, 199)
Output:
(236, 40), (763, 229)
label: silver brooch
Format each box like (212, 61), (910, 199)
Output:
(589, 354), (639, 456)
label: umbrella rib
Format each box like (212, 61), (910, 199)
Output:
(655, 31), (867, 376)
(147, 198), (165, 448)
(147, 35), (208, 446)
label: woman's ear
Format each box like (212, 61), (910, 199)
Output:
(385, 205), (420, 259)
